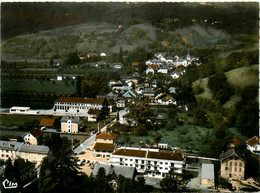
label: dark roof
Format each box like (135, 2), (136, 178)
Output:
(93, 143), (115, 151)
(230, 137), (243, 147)
(60, 116), (80, 123)
(40, 118), (55, 127)
(220, 149), (246, 163)
(96, 132), (118, 140)
(113, 149), (147, 158)
(88, 108), (99, 115)
(55, 97), (104, 104)
(147, 151), (184, 161)
(246, 136), (259, 147)
(30, 129), (43, 139)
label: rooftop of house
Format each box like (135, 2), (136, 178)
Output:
(88, 108), (99, 115)
(113, 148), (185, 161)
(220, 149), (246, 163)
(93, 142), (115, 151)
(19, 143), (49, 154)
(96, 132), (118, 140)
(92, 163), (135, 179)
(147, 151), (184, 161)
(60, 116), (80, 123)
(230, 137), (243, 147)
(0, 140), (49, 154)
(40, 118), (55, 127)
(113, 148), (147, 158)
(29, 129), (44, 139)
(55, 97), (104, 104)
(246, 136), (259, 147)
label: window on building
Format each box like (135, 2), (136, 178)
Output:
(239, 168), (241, 172)
(235, 167), (237, 172)
(165, 162), (168, 165)
(235, 162), (237, 166)
(239, 162), (242, 167)
(225, 167), (228, 171)
(142, 160), (144, 164)
(160, 162), (163, 165)
(120, 158), (123, 161)
(130, 159), (133, 161)
(165, 167), (168, 170)
(230, 162), (232, 166)
(1, 154), (4, 157)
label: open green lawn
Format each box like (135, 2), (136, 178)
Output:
(0, 114), (56, 126)
(2, 80), (76, 95)
(126, 125), (247, 154)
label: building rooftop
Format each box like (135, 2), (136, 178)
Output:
(55, 97), (104, 104)
(147, 151), (184, 161)
(220, 149), (246, 163)
(113, 149), (147, 158)
(60, 116), (80, 124)
(19, 144), (49, 154)
(88, 108), (99, 115)
(93, 143), (115, 151)
(246, 136), (259, 147)
(96, 132), (118, 140)
(30, 129), (44, 139)
(40, 118), (55, 127)
(92, 163), (135, 179)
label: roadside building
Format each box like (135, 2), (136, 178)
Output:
(40, 118), (55, 129)
(61, 116), (81, 133)
(87, 108), (99, 122)
(220, 149), (246, 180)
(0, 140), (49, 167)
(96, 132), (118, 144)
(93, 143), (116, 158)
(9, 107), (30, 114)
(54, 96), (104, 114)
(201, 163), (215, 187)
(23, 129), (43, 145)
(229, 137), (243, 149)
(109, 147), (186, 178)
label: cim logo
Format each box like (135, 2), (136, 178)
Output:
(2, 179), (18, 189)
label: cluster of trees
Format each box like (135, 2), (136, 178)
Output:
(208, 72), (234, 104)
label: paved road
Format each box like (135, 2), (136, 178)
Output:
(73, 118), (117, 154)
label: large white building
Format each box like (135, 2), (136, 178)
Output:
(54, 97), (104, 114)
(109, 147), (186, 178)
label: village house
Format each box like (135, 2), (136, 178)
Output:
(61, 116), (81, 133)
(93, 132), (118, 158)
(9, 106), (31, 114)
(23, 129), (43, 145)
(54, 96), (104, 114)
(146, 67), (155, 75)
(109, 147), (186, 178)
(87, 108), (99, 122)
(229, 137), (243, 149)
(154, 93), (177, 105)
(157, 67), (168, 74)
(40, 118), (55, 129)
(0, 140), (49, 167)
(246, 136), (260, 155)
(220, 149), (246, 180)
(116, 97), (126, 108)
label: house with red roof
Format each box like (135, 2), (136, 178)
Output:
(109, 147), (186, 178)
(40, 118), (55, 129)
(246, 136), (260, 155)
(54, 96), (104, 114)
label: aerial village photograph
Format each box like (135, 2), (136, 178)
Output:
(0, 1), (259, 192)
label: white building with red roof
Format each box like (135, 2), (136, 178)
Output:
(54, 96), (104, 114)
(246, 136), (260, 155)
(109, 147), (186, 178)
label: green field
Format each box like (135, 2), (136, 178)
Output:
(124, 125), (247, 154)
(2, 80), (76, 95)
(0, 114), (56, 127)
